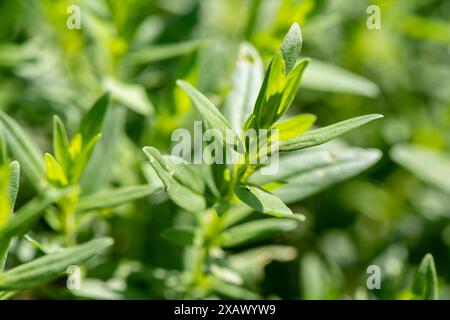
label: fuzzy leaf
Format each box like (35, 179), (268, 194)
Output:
(143, 147), (206, 212)
(223, 43), (263, 129)
(8, 161), (20, 212)
(279, 114), (383, 152)
(412, 254), (439, 300)
(252, 146), (381, 204)
(76, 185), (159, 212)
(280, 23), (303, 74)
(0, 238), (113, 290)
(222, 218), (297, 248)
(302, 59), (380, 97)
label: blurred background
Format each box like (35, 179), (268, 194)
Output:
(0, 0), (449, 299)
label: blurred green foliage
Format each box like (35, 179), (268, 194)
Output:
(0, 0), (448, 299)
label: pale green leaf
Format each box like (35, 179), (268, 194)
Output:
(302, 59), (380, 97)
(222, 218), (297, 248)
(53, 116), (70, 173)
(103, 78), (153, 116)
(223, 43), (263, 129)
(252, 146), (381, 204)
(76, 185), (159, 212)
(0, 111), (44, 189)
(0, 238), (113, 290)
(176, 80), (232, 134)
(280, 23), (303, 74)
(279, 114), (383, 152)
(125, 40), (202, 65)
(143, 147), (206, 212)
(391, 144), (450, 194)
(8, 161), (20, 212)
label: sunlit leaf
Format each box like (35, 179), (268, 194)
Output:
(273, 113), (316, 140)
(279, 114), (383, 152)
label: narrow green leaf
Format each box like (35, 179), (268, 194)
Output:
(78, 92), (110, 144)
(252, 146), (381, 204)
(44, 153), (68, 187)
(391, 144), (450, 194)
(223, 43), (263, 129)
(80, 107), (126, 194)
(0, 238), (113, 290)
(412, 253), (439, 300)
(53, 116), (70, 173)
(76, 185), (159, 212)
(0, 111), (44, 189)
(176, 80), (232, 135)
(163, 155), (205, 194)
(125, 40), (202, 65)
(279, 114), (383, 152)
(280, 23), (303, 74)
(234, 184), (304, 220)
(0, 290), (18, 300)
(143, 147), (206, 212)
(222, 218), (297, 248)
(8, 161), (20, 212)
(69, 134), (102, 183)
(0, 188), (70, 240)
(103, 78), (153, 116)
(302, 59), (380, 97)
(160, 227), (195, 246)
(211, 279), (261, 299)
(0, 124), (6, 165)
(273, 113), (316, 140)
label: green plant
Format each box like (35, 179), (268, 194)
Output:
(143, 24), (383, 299)
(0, 94), (160, 299)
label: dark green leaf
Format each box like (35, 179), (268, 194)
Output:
(78, 92), (110, 144)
